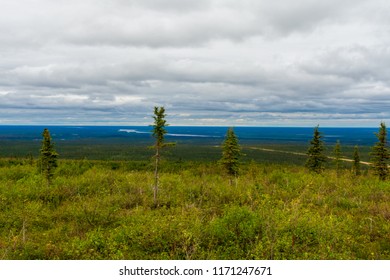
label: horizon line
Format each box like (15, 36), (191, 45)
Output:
(0, 124), (381, 128)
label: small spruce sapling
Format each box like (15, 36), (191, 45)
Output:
(39, 128), (58, 187)
(151, 106), (175, 206)
(371, 122), (389, 180)
(305, 125), (327, 173)
(220, 127), (242, 185)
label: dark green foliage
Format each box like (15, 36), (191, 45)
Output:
(352, 145), (361, 176)
(39, 128), (58, 186)
(152, 106), (168, 147)
(371, 122), (390, 181)
(0, 136), (374, 166)
(305, 125), (327, 173)
(220, 127), (242, 178)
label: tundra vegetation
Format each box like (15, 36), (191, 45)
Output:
(0, 120), (389, 260)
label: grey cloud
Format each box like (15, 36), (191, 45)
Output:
(1, 0), (390, 126)
(1, 0), (378, 49)
(124, 0), (211, 12)
(300, 46), (390, 82)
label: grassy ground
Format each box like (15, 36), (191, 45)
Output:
(0, 157), (388, 260)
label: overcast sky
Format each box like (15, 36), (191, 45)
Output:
(1, 0), (389, 126)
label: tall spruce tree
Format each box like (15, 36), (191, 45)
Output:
(305, 125), (327, 173)
(151, 106), (174, 206)
(352, 145), (361, 176)
(333, 140), (343, 176)
(220, 127), (242, 184)
(39, 128), (58, 187)
(371, 122), (389, 180)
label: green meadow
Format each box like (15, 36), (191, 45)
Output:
(0, 141), (389, 259)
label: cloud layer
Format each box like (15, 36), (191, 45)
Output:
(1, 0), (389, 126)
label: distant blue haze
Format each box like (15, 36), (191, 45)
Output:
(0, 126), (379, 146)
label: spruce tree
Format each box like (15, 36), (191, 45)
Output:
(352, 145), (361, 176)
(39, 128), (58, 187)
(220, 127), (242, 184)
(305, 125), (327, 173)
(371, 122), (389, 180)
(151, 106), (174, 206)
(333, 140), (343, 176)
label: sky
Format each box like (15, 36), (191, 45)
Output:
(0, 0), (389, 127)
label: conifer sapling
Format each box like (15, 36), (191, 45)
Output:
(220, 127), (242, 184)
(39, 128), (58, 187)
(151, 106), (175, 206)
(305, 125), (327, 173)
(371, 122), (389, 180)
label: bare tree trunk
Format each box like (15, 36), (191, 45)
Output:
(46, 163), (51, 189)
(22, 219), (26, 244)
(153, 147), (160, 207)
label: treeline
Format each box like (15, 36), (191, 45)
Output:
(305, 123), (390, 181)
(27, 107), (390, 190)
